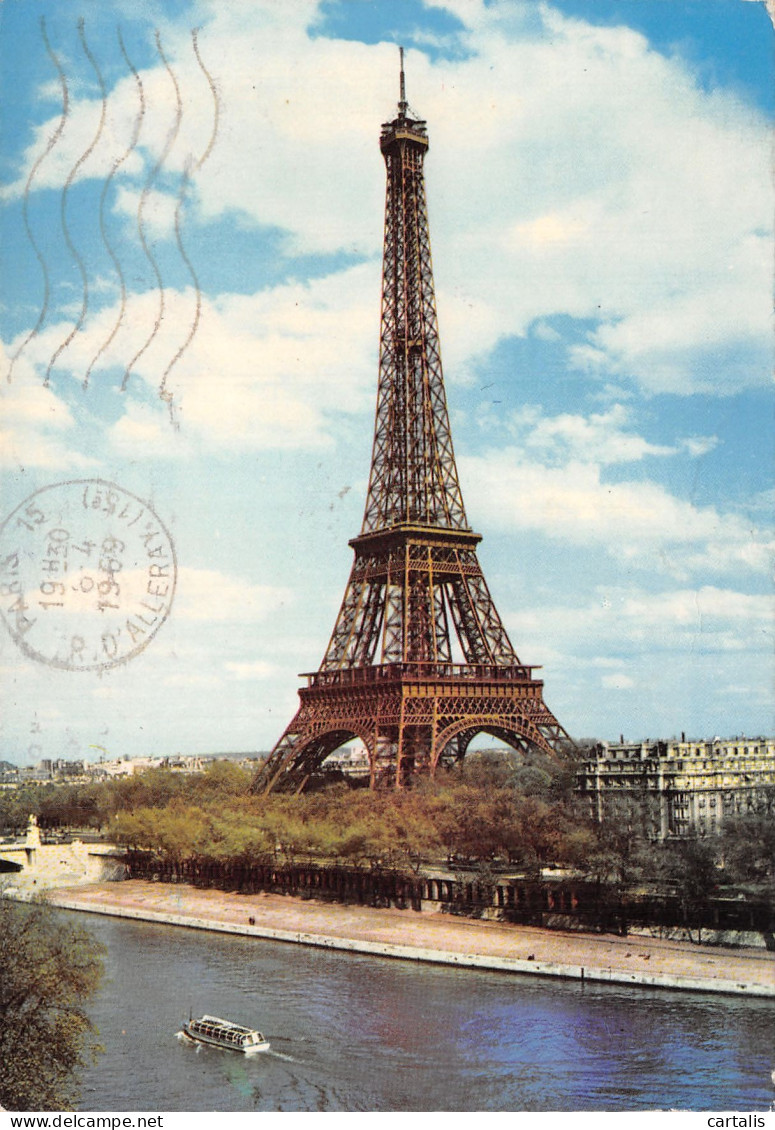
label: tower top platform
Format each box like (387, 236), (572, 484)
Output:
(380, 46), (428, 152)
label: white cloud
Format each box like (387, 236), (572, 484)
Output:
(161, 671), (223, 688)
(159, 267), (375, 450)
(108, 397), (193, 460)
(2, 38), (215, 200)
(601, 673), (635, 690)
(569, 246), (772, 393)
(0, 352), (99, 470)
(411, 7), (771, 394)
(510, 585), (773, 661)
(113, 186), (179, 240)
(225, 660), (275, 680)
(172, 567), (291, 623)
(462, 446), (772, 579)
(502, 404), (678, 464)
(3, 261), (377, 456)
(681, 436), (718, 458)
(505, 580), (773, 737)
(5, 1), (770, 402)
(1, 1), (772, 753)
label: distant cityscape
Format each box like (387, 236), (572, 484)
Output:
(1, 734), (772, 844)
(0, 752), (265, 782)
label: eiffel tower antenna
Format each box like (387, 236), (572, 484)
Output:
(398, 45), (407, 115)
(253, 52), (573, 793)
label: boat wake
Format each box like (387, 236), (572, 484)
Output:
(265, 1049), (297, 1063)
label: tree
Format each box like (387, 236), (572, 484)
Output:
(660, 836), (721, 902)
(190, 760), (253, 799)
(719, 804), (775, 895)
(581, 796), (661, 887)
(573, 797), (665, 935)
(0, 901), (104, 1111)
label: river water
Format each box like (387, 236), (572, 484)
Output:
(73, 912), (774, 1113)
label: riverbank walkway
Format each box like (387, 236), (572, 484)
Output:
(33, 879), (775, 999)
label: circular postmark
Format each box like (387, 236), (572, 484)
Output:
(0, 479), (177, 671)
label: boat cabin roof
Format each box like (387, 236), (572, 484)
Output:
(189, 1015), (264, 1041)
(196, 1014), (253, 1035)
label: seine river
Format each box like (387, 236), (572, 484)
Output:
(72, 912), (774, 1113)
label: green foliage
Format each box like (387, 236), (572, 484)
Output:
(12, 752), (588, 875)
(719, 803), (775, 890)
(9, 755), (769, 915)
(98, 768), (190, 816)
(581, 796), (663, 889)
(190, 760), (253, 799)
(660, 837), (721, 901)
(0, 785), (52, 834)
(0, 901), (104, 1111)
(38, 785), (103, 831)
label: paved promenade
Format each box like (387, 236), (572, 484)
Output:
(39, 879), (775, 998)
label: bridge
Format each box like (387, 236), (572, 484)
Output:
(0, 816), (127, 892)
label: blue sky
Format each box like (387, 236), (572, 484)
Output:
(0, 0), (772, 765)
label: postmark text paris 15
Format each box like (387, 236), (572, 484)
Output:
(0, 479), (177, 672)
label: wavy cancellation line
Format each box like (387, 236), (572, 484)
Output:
(84, 28), (145, 391)
(121, 31), (183, 392)
(6, 17), (69, 384)
(9, 20), (217, 413)
(158, 27), (221, 416)
(44, 18), (107, 388)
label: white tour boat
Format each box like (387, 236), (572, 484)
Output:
(182, 1014), (270, 1054)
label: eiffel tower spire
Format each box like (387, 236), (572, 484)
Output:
(360, 47), (467, 534)
(253, 53), (572, 793)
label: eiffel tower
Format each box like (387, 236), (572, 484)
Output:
(253, 52), (572, 793)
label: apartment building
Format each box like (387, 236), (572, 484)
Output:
(575, 735), (775, 839)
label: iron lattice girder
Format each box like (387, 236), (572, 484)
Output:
(252, 79), (573, 795)
(319, 524), (519, 670)
(257, 662), (563, 792)
(361, 114), (467, 534)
